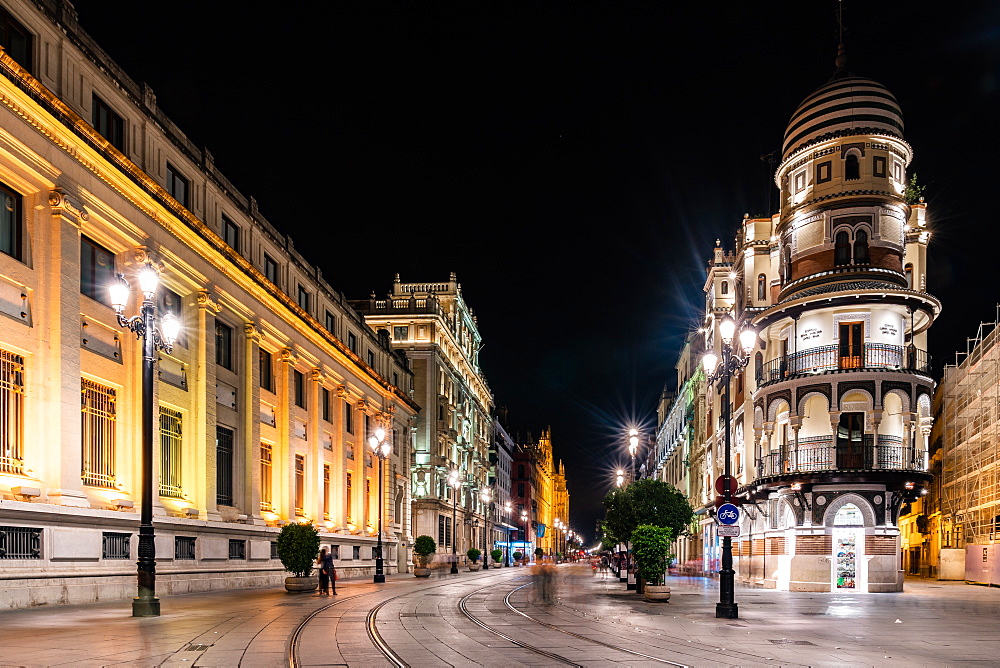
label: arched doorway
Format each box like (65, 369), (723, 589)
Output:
(833, 503), (864, 590)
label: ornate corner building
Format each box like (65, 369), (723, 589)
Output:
(695, 61), (939, 592)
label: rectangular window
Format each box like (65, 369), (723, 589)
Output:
(166, 163), (189, 208)
(270, 541), (278, 559)
(293, 369), (305, 408)
(80, 236), (116, 305)
(0, 7), (33, 72)
(295, 454), (305, 515)
(92, 94), (125, 152)
(794, 169), (806, 193)
(216, 425), (234, 506)
(215, 321), (233, 370)
(353, 545), (360, 560)
(174, 536), (196, 560)
(159, 407), (183, 498)
(345, 402), (354, 434)
(346, 472), (353, 522)
(81, 379), (116, 488)
(323, 463), (331, 520)
(264, 254), (279, 284)
(260, 442), (273, 512)
(321, 387), (331, 422)
(259, 349), (273, 392)
(0, 349), (25, 474)
(222, 215), (240, 252)
(838, 322), (864, 370)
(439, 514), (446, 546)
(367, 349), (375, 367)
(816, 160), (832, 184)
(518, 482), (525, 497)
(393, 326), (408, 341)
(228, 539), (246, 560)
(348, 332), (358, 354)
(0, 182), (23, 261)
(102, 532), (130, 559)
(0, 526), (40, 559)
(325, 310), (336, 334)
(873, 156), (887, 178)
(392, 372), (399, 388)
(364, 478), (371, 528)
(297, 285), (310, 312)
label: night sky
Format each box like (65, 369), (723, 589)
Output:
(69, 1), (1000, 541)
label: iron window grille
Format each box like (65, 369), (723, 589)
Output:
(159, 407), (183, 498)
(260, 442), (273, 512)
(216, 425), (234, 506)
(102, 532), (131, 559)
(0, 526), (41, 559)
(323, 464), (331, 519)
(294, 454), (305, 515)
(81, 379), (116, 488)
(0, 349), (24, 474)
(228, 539), (246, 560)
(270, 541), (278, 559)
(175, 536), (196, 560)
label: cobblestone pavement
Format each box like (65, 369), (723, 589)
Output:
(0, 565), (998, 667)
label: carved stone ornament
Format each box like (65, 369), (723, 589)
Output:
(310, 368), (324, 383)
(195, 290), (221, 314)
(335, 385), (348, 398)
(356, 400), (369, 414)
(279, 347), (298, 365)
(243, 321), (262, 343)
(48, 188), (90, 222)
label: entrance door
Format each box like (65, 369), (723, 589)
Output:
(839, 322), (863, 368)
(833, 504), (865, 591)
(837, 412), (867, 469)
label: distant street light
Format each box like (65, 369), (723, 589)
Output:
(504, 502), (512, 566)
(703, 314), (756, 619)
(368, 427), (391, 583)
(616, 469), (625, 488)
(449, 470), (461, 574)
(628, 428), (639, 482)
(110, 263), (180, 618)
(480, 487), (492, 576)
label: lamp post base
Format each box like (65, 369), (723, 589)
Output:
(374, 556), (385, 583)
(450, 562), (458, 574)
(716, 602), (739, 619)
(132, 596), (160, 617)
(374, 574), (385, 583)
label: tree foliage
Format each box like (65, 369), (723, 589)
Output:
(413, 534), (436, 567)
(631, 524), (674, 585)
(276, 521), (320, 577)
(602, 478), (694, 545)
(904, 172), (927, 205)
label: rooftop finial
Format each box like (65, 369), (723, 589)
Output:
(834, 0), (848, 72)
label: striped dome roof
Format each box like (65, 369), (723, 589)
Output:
(782, 76), (904, 159)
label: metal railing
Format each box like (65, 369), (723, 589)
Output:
(216, 426), (234, 506)
(174, 536), (196, 560)
(228, 539), (246, 560)
(102, 532), (131, 559)
(0, 526), (42, 559)
(0, 349), (24, 475)
(81, 379), (117, 488)
(760, 442), (927, 476)
(756, 343), (931, 387)
(159, 407), (183, 498)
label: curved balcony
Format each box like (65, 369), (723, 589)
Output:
(755, 343), (931, 387)
(758, 437), (927, 478)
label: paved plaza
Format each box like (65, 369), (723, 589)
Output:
(0, 565), (998, 667)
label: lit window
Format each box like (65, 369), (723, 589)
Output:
(159, 407), (183, 498)
(82, 379), (116, 488)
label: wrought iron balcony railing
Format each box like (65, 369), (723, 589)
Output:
(758, 440), (927, 477)
(756, 343), (931, 387)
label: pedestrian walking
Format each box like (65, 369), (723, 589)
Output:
(316, 547), (334, 595)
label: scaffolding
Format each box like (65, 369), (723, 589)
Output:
(941, 305), (1000, 547)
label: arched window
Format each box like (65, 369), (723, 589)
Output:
(783, 246), (792, 281)
(834, 230), (851, 266)
(754, 352), (763, 382)
(757, 274), (766, 301)
(721, 281), (729, 295)
(853, 230), (870, 264)
(904, 263), (913, 288)
(845, 153), (860, 181)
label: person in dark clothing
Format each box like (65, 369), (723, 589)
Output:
(316, 547), (334, 595)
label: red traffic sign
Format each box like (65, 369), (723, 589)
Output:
(715, 475), (738, 495)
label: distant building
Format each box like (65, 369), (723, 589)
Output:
(350, 274), (493, 560)
(0, 0), (417, 609)
(491, 412), (518, 562)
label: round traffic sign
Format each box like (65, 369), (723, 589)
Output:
(715, 475), (738, 495)
(717, 503), (740, 525)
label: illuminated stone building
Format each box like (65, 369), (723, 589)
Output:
(698, 54), (938, 592)
(509, 427), (563, 556)
(0, 0), (417, 609)
(491, 412), (517, 562)
(350, 275), (493, 560)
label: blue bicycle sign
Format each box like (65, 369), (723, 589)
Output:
(717, 503), (740, 525)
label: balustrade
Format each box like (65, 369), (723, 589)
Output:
(756, 343), (931, 386)
(759, 440), (926, 477)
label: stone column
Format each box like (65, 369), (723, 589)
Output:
(244, 322), (263, 523)
(195, 290), (221, 520)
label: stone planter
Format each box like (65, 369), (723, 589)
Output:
(469, 563), (482, 571)
(284, 576), (318, 593)
(492, 563), (502, 569)
(413, 567), (432, 578)
(643, 585), (671, 602)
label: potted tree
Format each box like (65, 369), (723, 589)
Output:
(534, 547), (544, 563)
(413, 535), (436, 578)
(632, 524), (673, 601)
(467, 548), (482, 571)
(490, 548), (503, 568)
(513, 551), (523, 566)
(276, 521), (321, 593)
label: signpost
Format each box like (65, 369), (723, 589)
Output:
(718, 525), (740, 537)
(717, 503), (740, 526)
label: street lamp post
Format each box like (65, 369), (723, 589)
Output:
(109, 264), (180, 618)
(481, 488), (491, 575)
(628, 429), (639, 483)
(449, 470), (460, 574)
(504, 502), (512, 566)
(520, 510), (529, 564)
(368, 427), (391, 583)
(703, 315), (756, 620)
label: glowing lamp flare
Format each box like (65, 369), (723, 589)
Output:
(138, 263), (160, 299)
(160, 313), (180, 346)
(719, 317), (736, 344)
(702, 351), (719, 375)
(739, 328), (757, 353)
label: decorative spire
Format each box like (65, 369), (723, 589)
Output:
(834, 0), (848, 74)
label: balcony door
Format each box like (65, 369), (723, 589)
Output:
(839, 322), (863, 369)
(836, 412), (867, 469)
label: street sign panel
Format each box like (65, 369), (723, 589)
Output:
(718, 525), (740, 537)
(715, 475), (738, 495)
(717, 503), (740, 525)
